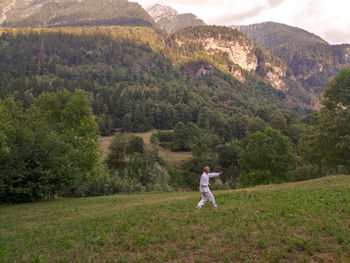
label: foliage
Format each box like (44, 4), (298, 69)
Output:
(238, 128), (297, 186)
(247, 117), (268, 134)
(300, 68), (350, 169)
(105, 133), (173, 192)
(106, 133), (145, 170)
(0, 90), (100, 202)
(150, 130), (174, 148)
(171, 122), (200, 151)
(218, 140), (242, 186)
(0, 27), (292, 136)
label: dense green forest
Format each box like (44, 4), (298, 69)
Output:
(0, 27), (292, 135)
(1, 26), (349, 203)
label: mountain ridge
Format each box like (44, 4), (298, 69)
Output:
(232, 21), (350, 95)
(0, 0), (155, 28)
(147, 3), (205, 33)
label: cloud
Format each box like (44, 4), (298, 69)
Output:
(322, 26), (350, 44)
(207, 0), (286, 25)
(135, 0), (350, 44)
(209, 5), (265, 25)
(266, 0), (285, 8)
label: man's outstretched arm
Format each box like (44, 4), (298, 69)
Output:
(208, 172), (223, 178)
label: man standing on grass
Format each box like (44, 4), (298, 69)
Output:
(196, 166), (223, 209)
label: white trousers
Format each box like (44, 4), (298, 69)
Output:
(196, 190), (217, 208)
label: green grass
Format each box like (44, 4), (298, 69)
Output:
(1, 176), (349, 262)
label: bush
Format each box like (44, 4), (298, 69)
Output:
(238, 128), (297, 187)
(209, 178), (230, 190)
(238, 170), (271, 187)
(150, 130), (174, 143)
(0, 92), (101, 203)
(146, 162), (173, 192)
(290, 164), (322, 182)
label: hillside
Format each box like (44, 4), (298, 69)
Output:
(171, 26), (319, 108)
(0, 0), (155, 27)
(233, 22), (350, 94)
(232, 21), (328, 50)
(0, 26), (292, 135)
(147, 4), (206, 33)
(1, 175), (349, 262)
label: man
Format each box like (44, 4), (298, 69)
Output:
(196, 166), (223, 209)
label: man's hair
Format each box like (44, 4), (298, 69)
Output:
(204, 166), (209, 170)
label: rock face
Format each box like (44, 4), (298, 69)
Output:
(147, 4), (205, 33)
(180, 32), (288, 91)
(264, 64), (287, 91)
(171, 26), (321, 109)
(233, 21), (350, 95)
(198, 37), (258, 72)
(147, 4), (177, 23)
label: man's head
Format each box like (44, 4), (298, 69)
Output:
(204, 166), (210, 174)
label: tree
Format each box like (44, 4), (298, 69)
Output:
(121, 113), (133, 132)
(171, 122), (200, 151)
(36, 89), (100, 173)
(0, 96), (77, 203)
(218, 140), (242, 185)
(106, 133), (129, 170)
(126, 135), (145, 155)
(300, 68), (350, 169)
(238, 128), (297, 187)
(106, 134), (145, 170)
(270, 111), (288, 134)
(34, 89), (101, 197)
(191, 132), (220, 158)
(247, 117), (268, 134)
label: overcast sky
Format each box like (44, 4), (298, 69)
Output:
(135, 0), (350, 44)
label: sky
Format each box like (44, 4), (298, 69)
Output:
(135, 0), (350, 44)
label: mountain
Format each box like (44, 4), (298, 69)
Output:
(0, 0), (154, 28)
(147, 4), (205, 33)
(232, 22), (350, 95)
(1, 25), (316, 137)
(232, 21), (328, 50)
(171, 26), (318, 108)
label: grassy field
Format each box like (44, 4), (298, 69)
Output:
(99, 131), (192, 167)
(0, 176), (349, 262)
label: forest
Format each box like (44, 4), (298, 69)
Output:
(0, 27), (349, 203)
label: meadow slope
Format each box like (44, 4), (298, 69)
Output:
(0, 176), (349, 262)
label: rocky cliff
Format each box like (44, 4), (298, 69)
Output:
(233, 22), (350, 95)
(172, 26), (291, 91)
(147, 4), (205, 33)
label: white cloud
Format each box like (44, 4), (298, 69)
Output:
(135, 0), (350, 44)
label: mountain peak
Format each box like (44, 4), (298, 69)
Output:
(231, 21), (328, 49)
(0, 0), (155, 28)
(147, 4), (178, 23)
(147, 3), (205, 33)
(232, 21), (350, 95)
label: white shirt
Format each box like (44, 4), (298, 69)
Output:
(199, 172), (220, 192)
